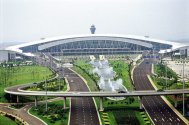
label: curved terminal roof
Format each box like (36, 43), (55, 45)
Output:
(38, 35), (153, 50)
(6, 34), (187, 55)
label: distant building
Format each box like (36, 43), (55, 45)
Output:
(0, 50), (10, 62)
(0, 49), (33, 62)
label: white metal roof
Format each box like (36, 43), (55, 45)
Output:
(159, 45), (189, 54)
(38, 35), (153, 50)
(6, 34), (187, 54)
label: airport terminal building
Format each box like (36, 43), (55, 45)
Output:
(0, 34), (188, 62)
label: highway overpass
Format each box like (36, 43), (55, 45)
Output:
(4, 89), (189, 97)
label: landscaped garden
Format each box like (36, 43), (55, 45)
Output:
(100, 109), (151, 125)
(28, 78), (67, 91)
(0, 64), (55, 102)
(73, 59), (152, 125)
(29, 100), (70, 125)
(0, 61), (57, 124)
(0, 61), (70, 125)
(151, 62), (189, 90)
(152, 63), (178, 89)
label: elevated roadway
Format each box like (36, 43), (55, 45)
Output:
(4, 88), (189, 97)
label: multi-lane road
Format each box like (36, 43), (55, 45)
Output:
(36, 55), (100, 125)
(133, 58), (187, 125)
(64, 68), (100, 125)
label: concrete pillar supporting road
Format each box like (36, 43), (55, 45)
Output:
(63, 97), (66, 109)
(35, 96), (38, 107)
(9, 94), (12, 102)
(16, 96), (19, 103)
(139, 96), (143, 110)
(174, 95), (178, 108)
(99, 97), (104, 111)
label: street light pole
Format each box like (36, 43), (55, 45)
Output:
(166, 61), (167, 90)
(59, 52), (61, 91)
(162, 59), (167, 90)
(45, 78), (47, 112)
(59, 69), (61, 91)
(44, 58), (48, 112)
(182, 58), (185, 116)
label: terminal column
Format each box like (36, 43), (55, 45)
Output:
(139, 96), (143, 110)
(63, 97), (66, 109)
(99, 97), (104, 111)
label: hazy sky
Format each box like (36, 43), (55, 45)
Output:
(0, 0), (189, 44)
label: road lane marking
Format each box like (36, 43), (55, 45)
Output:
(177, 118), (180, 122)
(154, 118), (157, 122)
(162, 118), (165, 122)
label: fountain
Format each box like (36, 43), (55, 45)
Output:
(89, 57), (127, 100)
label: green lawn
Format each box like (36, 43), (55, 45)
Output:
(0, 65), (54, 102)
(0, 115), (17, 125)
(29, 100), (70, 125)
(109, 60), (133, 90)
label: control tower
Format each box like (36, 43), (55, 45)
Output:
(90, 25), (96, 34)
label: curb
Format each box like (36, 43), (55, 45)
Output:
(0, 110), (29, 125)
(64, 77), (70, 92)
(68, 96), (71, 125)
(28, 107), (48, 125)
(7, 105), (19, 111)
(64, 76), (71, 125)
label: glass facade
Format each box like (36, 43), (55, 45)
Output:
(20, 39), (172, 56)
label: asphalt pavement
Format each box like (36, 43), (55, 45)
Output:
(133, 58), (186, 125)
(64, 68), (100, 125)
(0, 103), (45, 125)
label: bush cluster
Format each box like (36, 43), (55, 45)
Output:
(32, 104), (68, 123)
(154, 63), (178, 88)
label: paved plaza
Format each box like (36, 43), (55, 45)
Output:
(167, 60), (189, 82)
